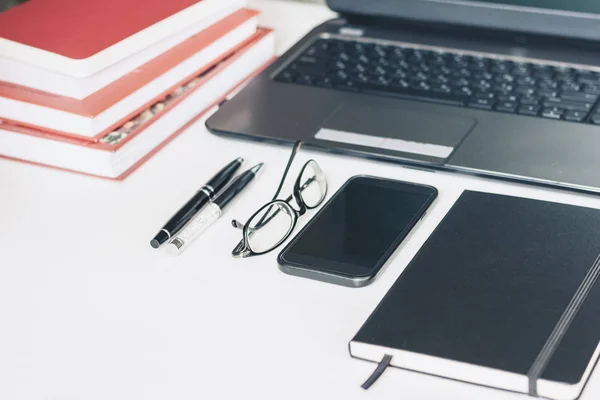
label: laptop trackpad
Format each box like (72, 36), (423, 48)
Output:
(315, 100), (476, 162)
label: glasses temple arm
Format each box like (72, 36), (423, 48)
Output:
(231, 220), (245, 229)
(250, 142), (301, 229)
(270, 141), (301, 201)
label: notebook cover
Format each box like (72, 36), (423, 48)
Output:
(0, 9), (258, 118)
(0, 30), (275, 180)
(351, 191), (600, 396)
(0, 0), (202, 59)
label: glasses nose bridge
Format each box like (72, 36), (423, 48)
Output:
(290, 197), (307, 216)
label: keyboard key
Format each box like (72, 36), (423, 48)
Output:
(560, 91), (599, 102)
(560, 82), (581, 92)
(375, 75), (391, 85)
(518, 104), (540, 116)
(564, 110), (587, 122)
(431, 74), (449, 83)
(414, 71), (428, 81)
(519, 96), (541, 105)
(474, 91), (495, 100)
(330, 70), (349, 80)
(392, 79), (410, 88)
(338, 52), (350, 62)
(512, 65), (531, 76)
(533, 69), (555, 80)
(517, 76), (536, 86)
(362, 53), (375, 63)
(498, 94), (518, 102)
(471, 58), (488, 70)
(515, 87), (536, 97)
(496, 74), (514, 83)
(389, 68), (408, 79)
(538, 81), (558, 90)
(415, 81), (431, 91)
(453, 67), (471, 77)
(373, 66), (387, 76)
(474, 72), (493, 81)
(455, 86), (473, 96)
(577, 73), (600, 85)
(491, 64), (510, 74)
(496, 101), (518, 113)
(431, 83), (452, 94)
(543, 97), (593, 111)
(453, 78), (470, 87)
(542, 107), (565, 119)
(538, 90), (559, 98)
(468, 98), (495, 110)
(473, 80), (492, 90)
(437, 66), (453, 75)
(316, 40), (330, 51)
(583, 84), (600, 95)
(304, 46), (319, 57)
(298, 55), (320, 65)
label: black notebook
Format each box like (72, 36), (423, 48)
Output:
(350, 191), (600, 400)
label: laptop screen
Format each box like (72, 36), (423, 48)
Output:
(447, 0), (600, 15)
(328, 0), (600, 41)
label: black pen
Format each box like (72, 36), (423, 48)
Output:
(150, 157), (243, 248)
(166, 163), (263, 255)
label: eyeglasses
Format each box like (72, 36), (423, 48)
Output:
(231, 141), (327, 258)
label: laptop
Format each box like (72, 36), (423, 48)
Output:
(207, 0), (600, 193)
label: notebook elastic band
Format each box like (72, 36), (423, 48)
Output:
(527, 252), (600, 396)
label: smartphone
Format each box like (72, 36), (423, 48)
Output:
(277, 175), (437, 287)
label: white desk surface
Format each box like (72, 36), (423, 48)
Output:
(2, 1), (600, 399)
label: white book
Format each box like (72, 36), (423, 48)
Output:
(0, 0), (246, 78)
(0, 2), (244, 99)
(0, 12), (258, 140)
(0, 30), (275, 179)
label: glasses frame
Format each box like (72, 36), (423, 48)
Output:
(231, 141), (327, 258)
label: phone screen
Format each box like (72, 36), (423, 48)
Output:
(279, 176), (437, 281)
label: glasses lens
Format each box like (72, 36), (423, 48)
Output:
(247, 201), (295, 253)
(299, 160), (327, 209)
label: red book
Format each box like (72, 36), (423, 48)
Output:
(0, 0), (245, 77)
(0, 9), (259, 140)
(0, 29), (275, 180)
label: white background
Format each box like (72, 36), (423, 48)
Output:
(2, 1), (600, 399)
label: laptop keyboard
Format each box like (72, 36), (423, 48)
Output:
(274, 37), (600, 124)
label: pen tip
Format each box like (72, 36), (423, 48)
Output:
(250, 163), (263, 174)
(236, 157), (244, 164)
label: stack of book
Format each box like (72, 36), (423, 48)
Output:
(0, 0), (275, 179)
